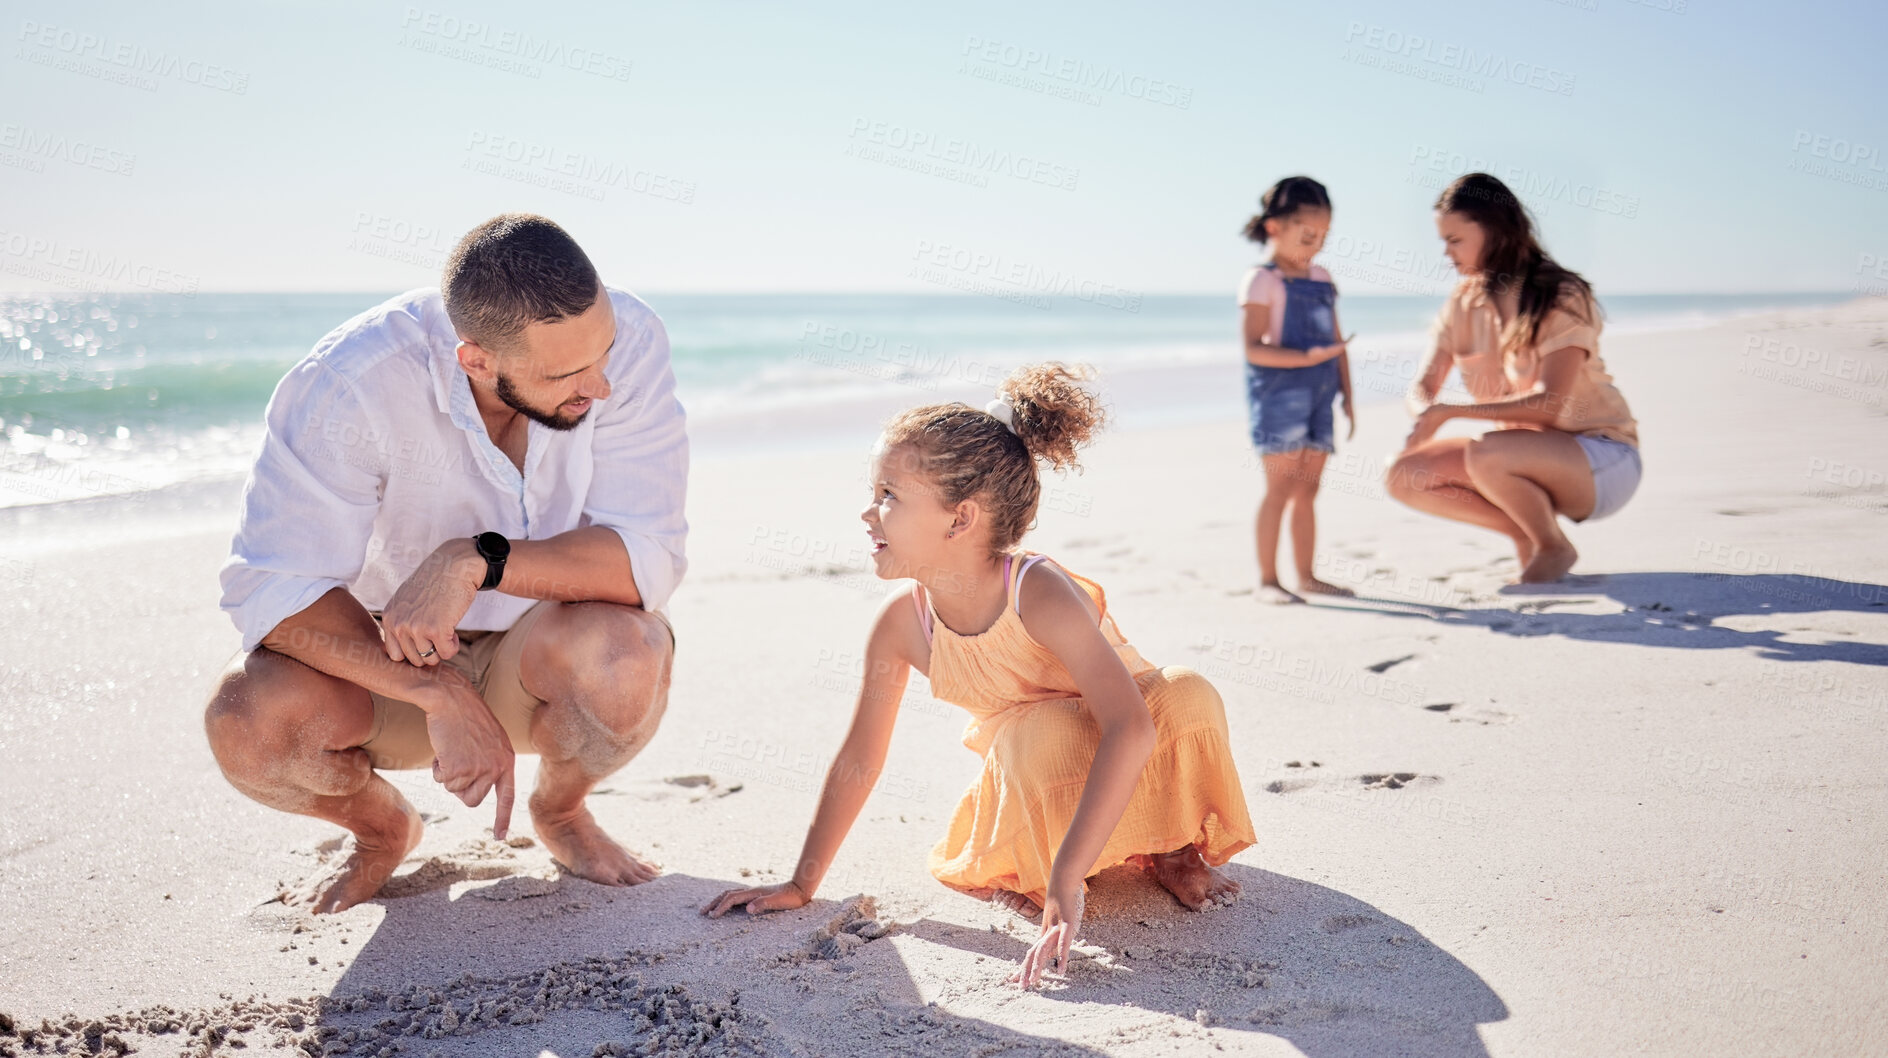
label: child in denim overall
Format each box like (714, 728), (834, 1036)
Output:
(1239, 176), (1355, 603)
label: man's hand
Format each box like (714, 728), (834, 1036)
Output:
(381, 538), (484, 666)
(425, 673), (517, 839)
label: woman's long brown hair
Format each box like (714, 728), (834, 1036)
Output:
(1436, 172), (1598, 352)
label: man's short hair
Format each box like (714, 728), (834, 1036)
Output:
(442, 214), (600, 353)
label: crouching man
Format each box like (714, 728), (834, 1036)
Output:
(206, 214), (687, 912)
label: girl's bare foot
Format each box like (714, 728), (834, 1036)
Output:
(1296, 576), (1356, 598)
(284, 810), (424, 915)
(530, 800), (660, 886)
(1520, 543), (1578, 584)
(1257, 582), (1305, 605)
(968, 887), (1043, 919)
(1147, 845), (1240, 911)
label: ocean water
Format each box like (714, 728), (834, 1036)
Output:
(0, 288), (1857, 509)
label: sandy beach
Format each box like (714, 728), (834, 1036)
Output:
(2, 299), (1885, 1057)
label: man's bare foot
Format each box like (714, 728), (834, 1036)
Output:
(1296, 577), (1356, 598)
(1257, 582), (1305, 605)
(284, 810), (424, 915)
(530, 801), (659, 886)
(1147, 845), (1240, 911)
(1519, 543), (1578, 584)
(967, 886), (1042, 919)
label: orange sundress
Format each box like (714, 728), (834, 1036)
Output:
(913, 552), (1256, 905)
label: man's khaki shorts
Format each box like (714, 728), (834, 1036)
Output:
(360, 601), (674, 771)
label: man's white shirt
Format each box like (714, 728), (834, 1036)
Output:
(219, 286), (688, 652)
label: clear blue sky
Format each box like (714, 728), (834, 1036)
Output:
(3, 0), (1883, 295)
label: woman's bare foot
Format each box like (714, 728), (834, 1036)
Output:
(968, 886), (1043, 919)
(1512, 536), (1536, 569)
(1257, 582), (1305, 605)
(1147, 846), (1241, 911)
(1519, 543), (1578, 584)
(284, 810), (424, 915)
(530, 800), (660, 886)
(1296, 576), (1356, 598)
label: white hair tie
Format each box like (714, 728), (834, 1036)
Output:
(984, 397), (1018, 435)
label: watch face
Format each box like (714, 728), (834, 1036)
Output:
(477, 532), (510, 559)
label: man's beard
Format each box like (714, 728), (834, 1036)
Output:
(495, 371), (591, 431)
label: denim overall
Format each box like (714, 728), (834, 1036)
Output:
(1246, 264), (1341, 454)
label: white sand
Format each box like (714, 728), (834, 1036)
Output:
(2, 301), (1885, 1056)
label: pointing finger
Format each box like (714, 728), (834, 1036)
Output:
(492, 760), (515, 841)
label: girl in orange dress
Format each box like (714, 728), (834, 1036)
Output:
(705, 364), (1256, 988)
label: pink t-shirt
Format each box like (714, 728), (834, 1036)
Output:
(1238, 264), (1335, 346)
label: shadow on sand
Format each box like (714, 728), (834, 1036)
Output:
(288, 867), (1112, 1057)
(288, 860), (1503, 1057)
(901, 863), (1506, 1058)
(1339, 570), (1888, 666)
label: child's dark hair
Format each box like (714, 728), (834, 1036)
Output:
(1243, 176), (1332, 245)
(880, 363), (1105, 555)
(1434, 172), (1597, 353)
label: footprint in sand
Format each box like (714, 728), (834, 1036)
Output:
(592, 774), (745, 803)
(1357, 773), (1439, 790)
(1366, 654), (1416, 674)
(376, 836), (549, 899)
(1268, 763), (1445, 794)
(1420, 702), (1514, 725)
(1265, 761), (1324, 793)
(1319, 913), (1379, 933)
(1450, 708), (1515, 726)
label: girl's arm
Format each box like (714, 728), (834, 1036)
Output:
(1010, 562), (1158, 987)
(702, 591), (916, 917)
(1243, 304), (1346, 368)
(1405, 346), (1587, 449)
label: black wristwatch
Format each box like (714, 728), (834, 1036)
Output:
(473, 532), (510, 591)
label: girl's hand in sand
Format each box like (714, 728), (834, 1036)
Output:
(702, 880), (811, 918)
(1011, 883), (1085, 989)
(1403, 403), (1453, 451)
